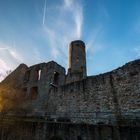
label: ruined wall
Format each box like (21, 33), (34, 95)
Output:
(0, 41), (140, 140)
(23, 61), (65, 113)
(0, 64), (29, 113)
(46, 59), (140, 124)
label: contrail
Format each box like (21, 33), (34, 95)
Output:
(43, 0), (47, 25)
(0, 48), (7, 50)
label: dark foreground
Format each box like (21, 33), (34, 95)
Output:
(0, 116), (140, 140)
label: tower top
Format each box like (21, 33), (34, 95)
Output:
(70, 40), (85, 47)
(71, 40), (85, 44)
(66, 40), (87, 83)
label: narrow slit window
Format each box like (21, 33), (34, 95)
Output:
(24, 70), (30, 82)
(38, 69), (41, 80)
(53, 71), (59, 85)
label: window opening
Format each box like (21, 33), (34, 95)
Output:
(24, 70), (30, 82)
(38, 69), (41, 80)
(76, 57), (79, 62)
(30, 87), (38, 99)
(53, 71), (59, 85)
(23, 88), (27, 92)
(36, 69), (42, 81)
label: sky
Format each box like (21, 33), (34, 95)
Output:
(0, 0), (140, 81)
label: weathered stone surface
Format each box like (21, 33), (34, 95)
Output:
(0, 63), (28, 86)
(66, 40), (87, 83)
(0, 64), (28, 113)
(0, 40), (140, 140)
(45, 59), (140, 124)
(22, 61), (66, 113)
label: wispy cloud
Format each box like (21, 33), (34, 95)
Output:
(33, 47), (42, 62)
(74, 4), (83, 38)
(86, 5), (109, 55)
(85, 22), (107, 60)
(64, 0), (74, 7)
(10, 50), (23, 62)
(0, 41), (24, 81)
(42, 0), (84, 66)
(0, 47), (8, 50)
(0, 59), (9, 73)
(0, 42), (23, 63)
(0, 59), (10, 82)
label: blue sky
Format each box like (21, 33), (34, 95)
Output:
(0, 0), (140, 81)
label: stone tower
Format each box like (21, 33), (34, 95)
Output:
(66, 40), (87, 83)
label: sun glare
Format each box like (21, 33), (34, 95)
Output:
(0, 96), (3, 112)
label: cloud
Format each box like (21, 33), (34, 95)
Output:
(0, 47), (8, 50)
(86, 6), (109, 56)
(51, 48), (60, 59)
(0, 59), (10, 82)
(86, 24), (104, 53)
(64, 0), (74, 7)
(0, 59), (9, 73)
(33, 47), (42, 62)
(0, 42), (23, 63)
(73, 4), (83, 38)
(10, 50), (23, 62)
(42, 0), (84, 66)
(0, 41), (24, 81)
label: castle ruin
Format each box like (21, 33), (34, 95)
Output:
(0, 40), (140, 140)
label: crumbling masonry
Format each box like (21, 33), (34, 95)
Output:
(0, 40), (140, 140)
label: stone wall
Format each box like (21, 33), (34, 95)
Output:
(1, 59), (139, 124)
(0, 41), (140, 140)
(23, 61), (66, 112)
(46, 59), (140, 124)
